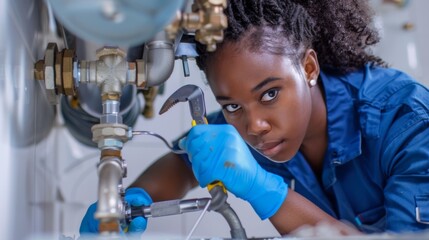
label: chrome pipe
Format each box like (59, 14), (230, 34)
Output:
(145, 31), (175, 87)
(95, 157), (124, 222)
(101, 100), (122, 124)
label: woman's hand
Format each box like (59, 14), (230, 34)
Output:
(179, 124), (288, 219)
(79, 187), (152, 234)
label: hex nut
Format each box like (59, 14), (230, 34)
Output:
(92, 123), (129, 143)
(101, 127), (127, 137)
(44, 43), (59, 104)
(55, 50), (64, 94)
(63, 49), (76, 96)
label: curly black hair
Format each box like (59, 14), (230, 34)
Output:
(196, 0), (387, 74)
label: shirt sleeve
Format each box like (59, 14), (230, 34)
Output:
(381, 110), (429, 232)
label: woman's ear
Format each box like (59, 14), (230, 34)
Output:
(302, 49), (320, 87)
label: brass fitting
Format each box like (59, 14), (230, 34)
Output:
(63, 49), (76, 96)
(193, 0), (227, 51)
(136, 59), (146, 88)
(101, 149), (122, 159)
(44, 43), (59, 104)
(101, 93), (121, 101)
(164, 11), (183, 40)
(55, 50), (64, 94)
(165, 0), (227, 52)
(98, 221), (120, 233)
(34, 60), (45, 81)
(34, 43), (77, 104)
(142, 87), (159, 119)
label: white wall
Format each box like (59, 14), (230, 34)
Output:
(371, 0), (429, 86)
(1, 0), (58, 239)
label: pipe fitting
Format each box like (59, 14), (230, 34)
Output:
(135, 59), (146, 88)
(181, 0), (227, 52)
(94, 47), (129, 96)
(92, 123), (130, 143)
(34, 60), (45, 81)
(143, 31), (175, 87)
(44, 43), (59, 104)
(63, 49), (76, 96)
(95, 157), (124, 221)
(97, 138), (124, 150)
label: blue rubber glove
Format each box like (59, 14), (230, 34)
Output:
(124, 187), (153, 232)
(179, 124), (288, 219)
(80, 202), (99, 233)
(79, 187), (153, 234)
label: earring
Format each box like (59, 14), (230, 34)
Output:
(309, 79), (317, 87)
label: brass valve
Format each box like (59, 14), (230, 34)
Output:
(141, 86), (159, 119)
(165, 0), (228, 52)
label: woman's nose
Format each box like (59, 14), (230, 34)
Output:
(246, 112), (270, 136)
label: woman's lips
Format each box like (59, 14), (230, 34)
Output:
(255, 140), (285, 157)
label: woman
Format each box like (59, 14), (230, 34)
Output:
(81, 0), (429, 235)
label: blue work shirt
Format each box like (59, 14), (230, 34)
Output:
(176, 65), (429, 233)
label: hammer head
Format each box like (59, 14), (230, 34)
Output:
(159, 84), (207, 124)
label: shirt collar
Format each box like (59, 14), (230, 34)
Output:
(320, 70), (363, 165)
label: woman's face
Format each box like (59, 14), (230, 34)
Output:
(206, 44), (315, 162)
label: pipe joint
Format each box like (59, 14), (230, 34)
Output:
(95, 156), (124, 221)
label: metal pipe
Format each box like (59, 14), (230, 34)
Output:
(95, 156), (124, 230)
(209, 185), (247, 239)
(145, 31), (175, 87)
(101, 99), (122, 124)
(94, 94), (125, 233)
(217, 203), (247, 239)
(126, 198), (211, 221)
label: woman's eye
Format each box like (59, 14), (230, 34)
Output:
(261, 88), (279, 102)
(223, 104), (242, 113)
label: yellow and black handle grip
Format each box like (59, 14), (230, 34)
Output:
(191, 117), (227, 195)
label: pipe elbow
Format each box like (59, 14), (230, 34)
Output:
(95, 157), (124, 220)
(144, 31), (175, 87)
